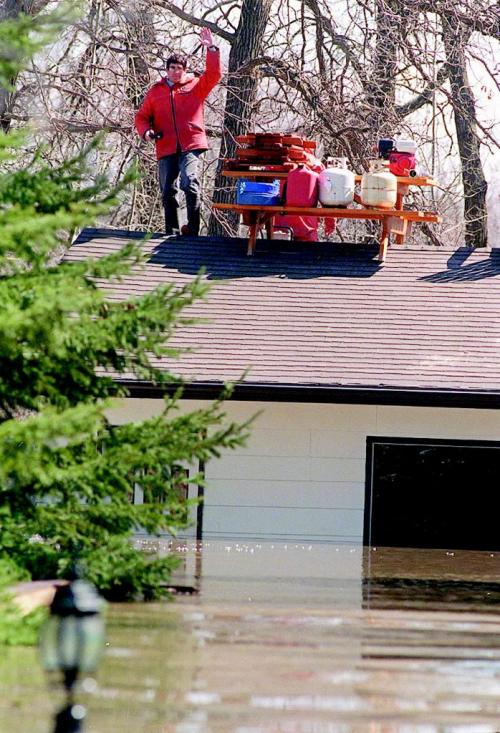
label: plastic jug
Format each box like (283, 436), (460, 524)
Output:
(318, 157), (355, 207)
(286, 164), (319, 207)
(360, 160), (397, 209)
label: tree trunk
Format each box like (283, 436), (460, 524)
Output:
(123, 4), (158, 229)
(0, 0), (52, 130)
(0, 78), (10, 131)
(441, 14), (488, 247)
(208, 0), (272, 236)
(364, 0), (402, 137)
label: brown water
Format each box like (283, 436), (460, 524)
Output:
(1, 541), (500, 733)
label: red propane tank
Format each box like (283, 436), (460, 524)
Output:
(389, 151), (416, 177)
(285, 164), (319, 207)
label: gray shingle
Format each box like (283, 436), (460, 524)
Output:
(69, 229), (500, 396)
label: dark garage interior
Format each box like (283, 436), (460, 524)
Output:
(365, 437), (500, 551)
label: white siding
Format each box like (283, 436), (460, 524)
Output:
(106, 398), (500, 544)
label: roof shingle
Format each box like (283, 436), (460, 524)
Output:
(69, 229), (500, 399)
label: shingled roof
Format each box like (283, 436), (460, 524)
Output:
(69, 228), (500, 408)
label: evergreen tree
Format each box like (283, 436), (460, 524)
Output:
(0, 10), (247, 600)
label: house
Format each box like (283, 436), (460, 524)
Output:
(69, 229), (500, 551)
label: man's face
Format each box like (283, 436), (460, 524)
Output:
(167, 63), (187, 84)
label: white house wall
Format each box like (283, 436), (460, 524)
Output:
(106, 398), (500, 544)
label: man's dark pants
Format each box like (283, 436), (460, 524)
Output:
(158, 149), (202, 235)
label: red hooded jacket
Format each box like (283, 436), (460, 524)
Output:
(135, 48), (221, 159)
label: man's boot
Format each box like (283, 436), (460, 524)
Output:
(185, 194), (201, 236)
(164, 204), (179, 236)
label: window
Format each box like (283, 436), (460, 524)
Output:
(365, 437), (500, 551)
(132, 465), (190, 505)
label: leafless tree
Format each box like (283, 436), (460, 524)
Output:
(2, 0), (498, 247)
(0, 0), (53, 130)
(243, 0), (498, 246)
(440, 10), (489, 246)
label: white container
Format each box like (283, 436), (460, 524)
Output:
(394, 138), (417, 154)
(360, 160), (397, 209)
(318, 157), (355, 207)
(273, 228), (293, 240)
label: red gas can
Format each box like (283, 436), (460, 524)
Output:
(285, 164), (319, 207)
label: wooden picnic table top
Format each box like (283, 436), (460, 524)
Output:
(222, 169), (438, 188)
(212, 202), (440, 222)
(214, 173), (441, 261)
(222, 170), (290, 179)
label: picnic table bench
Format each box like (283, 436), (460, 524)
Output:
(213, 171), (440, 261)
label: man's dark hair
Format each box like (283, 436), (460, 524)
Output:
(166, 54), (187, 69)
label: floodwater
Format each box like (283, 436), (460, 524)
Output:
(2, 542), (500, 733)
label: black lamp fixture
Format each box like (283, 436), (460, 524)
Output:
(39, 573), (105, 733)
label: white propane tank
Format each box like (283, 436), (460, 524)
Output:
(360, 160), (397, 209)
(318, 157), (355, 207)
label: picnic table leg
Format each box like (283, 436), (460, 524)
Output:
(388, 215), (408, 243)
(247, 213), (258, 256)
(395, 218), (408, 243)
(265, 215), (275, 239)
(378, 219), (390, 262)
(395, 184), (409, 245)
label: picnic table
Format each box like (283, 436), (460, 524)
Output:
(213, 170), (440, 261)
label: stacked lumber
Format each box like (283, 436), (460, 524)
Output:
(224, 133), (317, 172)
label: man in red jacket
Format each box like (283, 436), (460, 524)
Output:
(135, 28), (221, 236)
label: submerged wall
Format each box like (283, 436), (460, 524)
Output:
(107, 398), (500, 545)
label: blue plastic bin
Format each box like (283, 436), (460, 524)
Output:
(236, 179), (281, 206)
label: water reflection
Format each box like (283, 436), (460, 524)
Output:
(363, 547), (500, 613)
(1, 541), (500, 733)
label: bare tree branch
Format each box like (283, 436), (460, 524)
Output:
(303, 0), (369, 86)
(0, 0), (51, 18)
(395, 63), (451, 117)
(0, 0), (53, 129)
(152, 1), (234, 44)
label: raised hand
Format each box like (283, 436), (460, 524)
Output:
(200, 27), (213, 47)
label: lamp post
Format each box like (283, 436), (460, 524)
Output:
(39, 574), (105, 733)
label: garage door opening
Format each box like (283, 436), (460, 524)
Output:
(364, 437), (500, 551)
